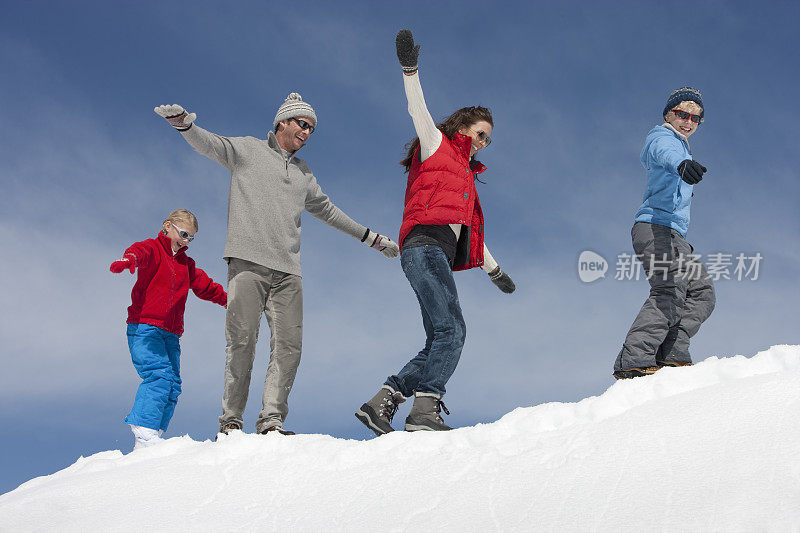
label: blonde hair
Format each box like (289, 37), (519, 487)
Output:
(164, 209), (199, 232)
(672, 101), (703, 114)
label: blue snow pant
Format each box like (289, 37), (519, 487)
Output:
(123, 323), (182, 432)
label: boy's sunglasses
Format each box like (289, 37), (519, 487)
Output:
(672, 109), (703, 124)
(291, 118), (315, 134)
(171, 222), (195, 242)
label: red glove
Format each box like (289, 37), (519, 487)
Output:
(110, 254), (136, 274)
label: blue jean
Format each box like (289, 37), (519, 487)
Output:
(385, 245), (466, 397)
(124, 323), (182, 431)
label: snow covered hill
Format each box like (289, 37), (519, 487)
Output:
(2, 345), (799, 532)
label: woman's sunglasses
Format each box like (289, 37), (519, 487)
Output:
(469, 127), (492, 147)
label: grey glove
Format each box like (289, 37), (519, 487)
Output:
(488, 266), (516, 294)
(154, 104), (196, 131)
(396, 29), (420, 75)
(363, 230), (399, 258)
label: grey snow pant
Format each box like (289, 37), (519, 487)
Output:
(614, 222), (715, 372)
(219, 258), (303, 433)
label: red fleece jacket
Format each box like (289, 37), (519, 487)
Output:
(123, 232), (227, 336)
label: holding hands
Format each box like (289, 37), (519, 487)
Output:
(154, 104), (196, 131)
(364, 230), (400, 258)
(396, 29), (420, 75)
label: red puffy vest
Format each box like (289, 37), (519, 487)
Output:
(124, 232), (227, 336)
(398, 132), (486, 271)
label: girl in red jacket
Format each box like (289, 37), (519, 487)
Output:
(356, 30), (516, 435)
(110, 209), (227, 449)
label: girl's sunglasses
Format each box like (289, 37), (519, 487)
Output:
(171, 222), (195, 242)
(672, 109), (703, 124)
(291, 118), (316, 134)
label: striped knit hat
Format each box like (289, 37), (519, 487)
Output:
(273, 92), (317, 129)
(663, 87), (704, 119)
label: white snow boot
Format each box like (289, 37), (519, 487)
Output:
(130, 424), (165, 450)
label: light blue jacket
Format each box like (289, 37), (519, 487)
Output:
(634, 124), (694, 237)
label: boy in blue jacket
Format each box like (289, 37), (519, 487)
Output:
(613, 87), (716, 379)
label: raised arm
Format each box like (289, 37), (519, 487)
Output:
(110, 240), (154, 274)
(396, 30), (442, 161)
(154, 104), (236, 170)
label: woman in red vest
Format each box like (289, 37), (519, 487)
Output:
(355, 29), (516, 435)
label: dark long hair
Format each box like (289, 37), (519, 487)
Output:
(399, 106), (493, 172)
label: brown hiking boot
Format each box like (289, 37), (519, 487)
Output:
(215, 421), (243, 441)
(220, 421), (243, 434)
(656, 360), (693, 367)
(613, 366), (661, 379)
(259, 426), (295, 436)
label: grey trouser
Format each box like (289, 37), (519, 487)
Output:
(219, 258), (303, 432)
(614, 222), (715, 371)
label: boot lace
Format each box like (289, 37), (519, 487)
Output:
(380, 396), (400, 422)
(435, 399), (450, 421)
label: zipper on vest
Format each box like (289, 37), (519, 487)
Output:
(425, 183), (441, 212)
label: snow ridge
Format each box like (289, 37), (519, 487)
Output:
(2, 345), (799, 532)
(496, 344), (800, 434)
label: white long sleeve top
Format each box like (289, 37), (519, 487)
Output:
(402, 73), (498, 273)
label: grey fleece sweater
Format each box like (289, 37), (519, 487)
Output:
(181, 125), (367, 276)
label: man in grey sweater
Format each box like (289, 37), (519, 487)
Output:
(155, 93), (398, 435)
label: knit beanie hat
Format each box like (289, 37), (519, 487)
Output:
(273, 92), (317, 129)
(663, 87), (704, 118)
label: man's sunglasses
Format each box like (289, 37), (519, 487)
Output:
(672, 109), (703, 124)
(291, 118), (315, 134)
(171, 222), (195, 242)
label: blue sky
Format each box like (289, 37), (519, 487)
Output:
(1, 0), (798, 493)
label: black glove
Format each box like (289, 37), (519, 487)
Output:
(678, 159), (707, 185)
(396, 29), (420, 74)
(489, 267), (516, 294)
